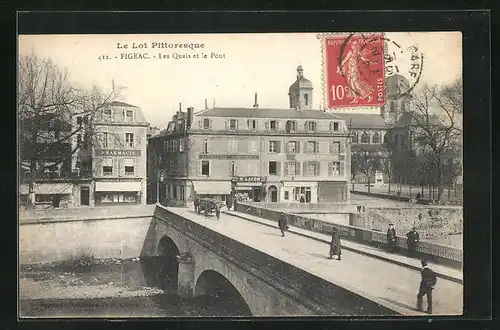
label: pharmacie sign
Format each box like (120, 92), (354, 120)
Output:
(231, 176), (267, 183)
(95, 149), (141, 157)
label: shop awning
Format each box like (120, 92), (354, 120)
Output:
(192, 181), (231, 195)
(35, 183), (73, 195)
(95, 181), (142, 192)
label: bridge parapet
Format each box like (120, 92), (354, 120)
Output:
(153, 206), (399, 316)
(236, 203), (463, 269)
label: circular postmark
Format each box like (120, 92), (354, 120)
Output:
(339, 33), (424, 99)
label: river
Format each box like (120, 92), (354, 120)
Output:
(20, 257), (251, 317)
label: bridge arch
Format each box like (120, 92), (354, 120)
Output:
(195, 269), (252, 316)
(156, 235), (181, 292)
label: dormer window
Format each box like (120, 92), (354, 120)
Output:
(125, 110), (134, 122)
(269, 120), (277, 131)
(104, 109), (112, 121)
(305, 121), (317, 132)
(202, 118), (211, 129)
(331, 121), (340, 132)
(248, 119), (257, 130)
(286, 120), (297, 132)
(304, 94), (309, 106)
(229, 119), (238, 130)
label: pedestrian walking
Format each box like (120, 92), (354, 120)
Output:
(406, 227), (420, 257)
(387, 223), (397, 253)
(417, 260), (437, 314)
(278, 213), (289, 237)
(233, 198), (238, 211)
(215, 202), (221, 220)
(194, 198), (199, 213)
(329, 227), (342, 260)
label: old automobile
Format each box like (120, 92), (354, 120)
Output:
(198, 198), (219, 216)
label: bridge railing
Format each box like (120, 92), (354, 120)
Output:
(244, 202), (355, 213)
(236, 202), (463, 269)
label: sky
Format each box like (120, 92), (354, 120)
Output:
(18, 32), (462, 128)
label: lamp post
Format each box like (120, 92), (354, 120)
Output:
(157, 169), (165, 204)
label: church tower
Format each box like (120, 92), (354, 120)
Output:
(288, 65), (313, 110)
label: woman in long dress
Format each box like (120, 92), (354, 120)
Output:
(329, 227), (342, 260)
(337, 40), (375, 104)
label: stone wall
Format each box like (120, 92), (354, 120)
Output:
(236, 203), (463, 268)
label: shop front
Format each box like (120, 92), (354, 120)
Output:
(231, 176), (267, 202)
(281, 182), (318, 203)
(32, 182), (74, 209)
(94, 180), (143, 205)
(191, 180), (232, 202)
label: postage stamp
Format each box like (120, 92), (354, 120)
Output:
(322, 33), (386, 108)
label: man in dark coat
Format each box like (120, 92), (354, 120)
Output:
(417, 260), (437, 314)
(215, 202), (221, 220)
(387, 224), (397, 253)
(194, 198), (199, 213)
(278, 213), (289, 237)
(233, 198), (238, 211)
(329, 228), (342, 260)
(406, 227), (420, 257)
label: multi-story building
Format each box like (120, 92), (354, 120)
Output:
(19, 101), (149, 209)
(148, 66), (351, 205)
(90, 101), (149, 206)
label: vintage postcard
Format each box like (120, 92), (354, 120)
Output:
(18, 32), (463, 318)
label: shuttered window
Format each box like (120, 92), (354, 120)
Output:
(269, 141), (281, 153)
(286, 161), (300, 176)
(306, 141), (319, 153)
(329, 141), (341, 154)
(102, 158), (113, 176)
(328, 161), (341, 176)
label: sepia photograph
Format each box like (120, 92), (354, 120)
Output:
(18, 31), (463, 318)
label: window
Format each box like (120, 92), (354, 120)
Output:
(179, 138), (184, 152)
(248, 119), (257, 130)
(268, 161), (279, 175)
(331, 121), (340, 132)
(179, 186), (185, 201)
(306, 161), (320, 176)
(125, 110), (134, 122)
(228, 139), (238, 153)
(203, 118), (211, 129)
(172, 139), (178, 152)
(104, 109), (112, 121)
(351, 132), (358, 144)
(286, 161), (300, 176)
(103, 158), (113, 176)
(361, 132), (370, 143)
(268, 141), (281, 153)
(304, 94), (309, 106)
(329, 162), (341, 176)
(372, 132), (381, 144)
(284, 191), (289, 200)
(306, 121), (317, 131)
(103, 132), (109, 148)
(201, 160), (210, 176)
(269, 120), (277, 131)
(390, 101), (396, 113)
(286, 120), (297, 132)
(126, 133), (134, 147)
(204, 139), (208, 153)
(307, 141), (318, 153)
(229, 119), (238, 130)
(124, 158), (135, 176)
(287, 141), (299, 154)
(329, 141), (340, 154)
(169, 160), (175, 175)
(76, 116), (83, 125)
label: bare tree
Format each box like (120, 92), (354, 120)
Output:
(379, 139), (398, 195)
(357, 152), (381, 193)
(18, 53), (123, 206)
(406, 81), (462, 202)
(350, 151), (363, 191)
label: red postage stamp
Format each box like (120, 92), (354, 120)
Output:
(323, 33), (386, 108)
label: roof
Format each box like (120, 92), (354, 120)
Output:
(108, 101), (138, 108)
(289, 77), (313, 91)
(334, 113), (387, 129)
(196, 107), (342, 120)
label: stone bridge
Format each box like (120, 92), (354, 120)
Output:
(149, 205), (397, 316)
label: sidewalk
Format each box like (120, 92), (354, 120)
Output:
(223, 210), (463, 284)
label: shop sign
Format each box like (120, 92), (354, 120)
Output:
(95, 149), (141, 157)
(231, 176), (267, 183)
(198, 154), (259, 160)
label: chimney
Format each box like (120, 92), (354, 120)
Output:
(205, 98), (208, 109)
(253, 92), (259, 109)
(187, 107), (194, 129)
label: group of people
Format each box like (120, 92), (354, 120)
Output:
(280, 211), (435, 313)
(193, 197), (222, 220)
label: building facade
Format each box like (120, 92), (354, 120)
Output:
(19, 101), (148, 209)
(148, 67), (351, 205)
